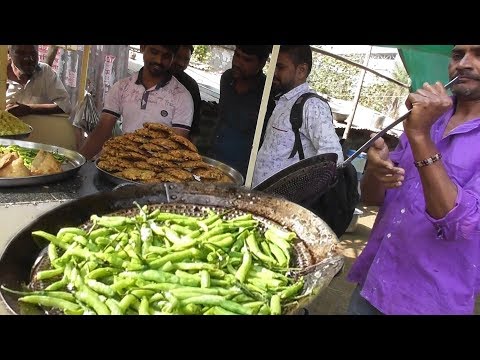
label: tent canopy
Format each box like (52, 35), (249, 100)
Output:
(389, 45), (454, 91)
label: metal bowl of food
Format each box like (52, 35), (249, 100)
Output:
(0, 182), (343, 315)
(0, 110), (33, 140)
(0, 124), (33, 140)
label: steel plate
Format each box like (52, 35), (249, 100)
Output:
(0, 138), (86, 187)
(96, 156), (244, 186)
(0, 125), (33, 140)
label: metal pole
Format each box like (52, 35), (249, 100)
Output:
(244, 45), (279, 189)
(0, 46), (7, 111)
(342, 46), (372, 141)
(77, 45), (91, 103)
(311, 45), (409, 88)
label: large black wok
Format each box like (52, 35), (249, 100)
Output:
(0, 182), (343, 315)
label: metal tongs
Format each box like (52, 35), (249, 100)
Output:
(342, 76), (459, 167)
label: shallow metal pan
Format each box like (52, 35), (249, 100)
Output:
(0, 138), (86, 187)
(0, 125), (33, 140)
(0, 182), (343, 315)
(96, 156), (245, 186)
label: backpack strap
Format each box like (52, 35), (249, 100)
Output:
(289, 92), (333, 161)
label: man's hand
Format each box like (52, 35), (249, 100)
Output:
(366, 135), (405, 189)
(404, 81), (453, 140)
(6, 103), (31, 117)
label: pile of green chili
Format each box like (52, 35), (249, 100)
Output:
(2, 204), (306, 315)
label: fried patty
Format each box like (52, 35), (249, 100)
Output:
(169, 150), (202, 161)
(168, 133), (198, 152)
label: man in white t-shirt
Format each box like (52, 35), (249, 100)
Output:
(79, 45), (194, 160)
(6, 45), (72, 117)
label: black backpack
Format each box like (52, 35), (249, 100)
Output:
(289, 92), (360, 237)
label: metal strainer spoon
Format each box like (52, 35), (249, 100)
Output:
(342, 76), (459, 167)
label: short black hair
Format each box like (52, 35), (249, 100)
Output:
(280, 45), (313, 76)
(179, 45), (194, 54)
(143, 45), (180, 54)
(236, 45), (272, 61)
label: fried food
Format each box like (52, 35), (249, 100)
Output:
(164, 167), (194, 181)
(179, 160), (210, 170)
(168, 133), (198, 153)
(150, 138), (180, 150)
(169, 149), (202, 161)
(192, 167), (225, 180)
(104, 140), (149, 156)
(0, 153), (31, 177)
(134, 161), (157, 171)
(149, 152), (177, 161)
(155, 173), (183, 182)
(135, 128), (167, 139)
(143, 122), (175, 135)
(0, 153), (15, 169)
(30, 150), (62, 175)
(140, 143), (167, 153)
(121, 168), (156, 181)
(122, 133), (150, 144)
(146, 158), (177, 168)
(97, 157), (133, 170)
(102, 148), (148, 162)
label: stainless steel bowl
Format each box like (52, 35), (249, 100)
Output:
(0, 125), (33, 140)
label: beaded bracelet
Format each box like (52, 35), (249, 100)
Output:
(414, 153), (442, 168)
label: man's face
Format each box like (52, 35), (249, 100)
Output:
(9, 45), (38, 76)
(231, 47), (265, 80)
(171, 46), (191, 75)
(141, 45), (175, 77)
(449, 45), (480, 100)
(272, 51), (298, 94)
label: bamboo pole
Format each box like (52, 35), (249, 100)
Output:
(0, 46), (7, 110)
(311, 46), (409, 89)
(77, 45), (91, 103)
(342, 46), (372, 141)
(244, 45), (279, 189)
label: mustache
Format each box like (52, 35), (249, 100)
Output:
(454, 72), (480, 81)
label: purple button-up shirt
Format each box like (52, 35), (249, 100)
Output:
(348, 103), (480, 314)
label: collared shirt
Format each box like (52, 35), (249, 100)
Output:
(252, 82), (344, 187)
(103, 68), (194, 134)
(6, 62), (72, 114)
(211, 69), (274, 178)
(348, 102), (480, 315)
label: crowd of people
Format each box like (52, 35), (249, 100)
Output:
(5, 44), (480, 315)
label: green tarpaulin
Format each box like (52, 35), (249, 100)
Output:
(386, 45), (454, 91)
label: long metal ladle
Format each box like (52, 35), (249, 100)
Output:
(342, 76), (459, 167)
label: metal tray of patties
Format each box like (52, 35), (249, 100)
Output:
(0, 138), (86, 187)
(96, 156), (245, 186)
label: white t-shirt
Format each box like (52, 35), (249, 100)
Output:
(7, 62), (72, 114)
(103, 68), (194, 134)
(252, 83), (344, 187)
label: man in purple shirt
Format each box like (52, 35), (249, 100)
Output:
(347, 45), (480, 315)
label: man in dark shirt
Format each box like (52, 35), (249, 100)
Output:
(211, 45), (274, 179)
(170, 45), (202, 142)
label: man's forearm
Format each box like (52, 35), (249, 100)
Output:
(79, 122), (114, 160)
(360, 169), (386, 206)
(27, 104), (65, 115)
(409, 135), (458, 219)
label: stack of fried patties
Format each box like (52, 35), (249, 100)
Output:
(97, 122), (232, 183)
